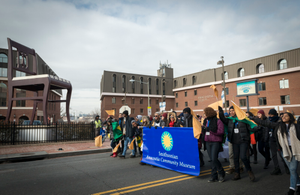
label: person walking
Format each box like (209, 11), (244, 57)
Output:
(94, 115), (102, 137)
(203, 107), (226, 183)
(119, 110), (136, 158)
(218, 106), (256, 182)
(252, 112), (300, 195)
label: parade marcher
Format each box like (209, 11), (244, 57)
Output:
(253, 110), (271, 169)
(246, 111), (258, 164)
(118, 113), (124, 155)
(110, 119), (123, 158)
(160, 113), (167, 127)
(252, 112), (300, 195)
(203, 107), (225, 183)
(119, 110), (136, 158)
(151, 113), (161, 127)
(94, 115), (102, 137)
(182, 107), (193, 127)
(219, 106), (256, 182)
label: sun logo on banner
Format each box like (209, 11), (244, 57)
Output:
(161, 131), (173, 151)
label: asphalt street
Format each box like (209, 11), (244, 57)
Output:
(0, 151), (293, 195)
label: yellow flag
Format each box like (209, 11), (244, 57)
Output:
(231, 100), (246, 120)
(129, 138), (136, 150)
(113, 142), (121, 153)
(250, 108), (259, 116)
(95, 135), (102, 147)
(287, 110), (290, 113)
(106, 110), (115, 116)
(210, 84), (219, 99)
(190, 109), (202, 139)
(208, 100), (223, 110)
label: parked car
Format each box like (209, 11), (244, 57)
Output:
(22, 120), (42, 125)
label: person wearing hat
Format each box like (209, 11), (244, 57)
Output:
(94, 115), (102, 137)
(119, 110), (136, 158)
(182, 107), (193, 127)
(218, 105), (256, 182)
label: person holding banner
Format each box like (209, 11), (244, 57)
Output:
(119, 110), (136, 159)
(203, 107), (226, 183)
(218, 106), (256, 182)
(151, 112), (161, 127)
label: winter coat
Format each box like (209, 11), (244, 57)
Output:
(252, 117), (269, 143)
(182, 114), (193, 127)
(204, 118), (224, 142)
(123, 116), (135, 139)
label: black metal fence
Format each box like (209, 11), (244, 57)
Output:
(0, 122), (95, 145)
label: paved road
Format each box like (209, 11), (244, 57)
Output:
(0, 151), (292, 195)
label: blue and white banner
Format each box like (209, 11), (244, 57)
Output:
(141, 127), (200, 176)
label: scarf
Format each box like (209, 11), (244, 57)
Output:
(224, 116), (257, 135)
(277, 124), (300, 162)
(203, 116), (218, 133)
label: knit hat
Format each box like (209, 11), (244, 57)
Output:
(136, 115), (142, 121)
(268, 109), (278, 116)
(229, 106), (234, 110)
(183, 107), (191, 114)
(131, 120), (137, 124)
(162, 112), (167, 118)
(257, 110), (265, 115)
(123, 110), (128, 115)
(224, 112), (229, 117)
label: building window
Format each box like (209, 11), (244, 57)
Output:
(222, 71), (228, 80)
(156, 99), (159, 104)
(131, 98), (135, 104)
(162, 79), (165, 95)
(132, 108), (135, 114)
(122, 99), (125, 105)
(279, 79), (289, 89)
(0, 82), (7, 106)
(281, 95), (290, 104)
(176, 102), (178, 107)
(175, 93), (178, 98)
(140, 109), (144, 114)
(224, 100), (229, 108)
(174, 80), (177, 88)
(122, 75), (126, 93)
(16, 89), (26, 107)
(112, 74), (116, 93)
(148, 78), (151, 94)
(278, 59), (287, 70)
(140, 77), (143, 94)
(112, 97), (116, 104)
(239, 99), (246, 107)
(259, 97), (267, 105)
(192, 76), (196, 85)
(131, 76), (135, 93)
(140, 98), (143, 104)
(258, 82), (266, 91)
(225, 87), (229, 95)
(194, 101), (198, 106)
(238, 68), (245, 77)
(0, 53), (8, 63)
(0, 67), (7, 77)
(156, 108), (159, 112)
(156, 79), (159, 95)
(256, 64), (265, 73)
(185, 102), (188, 107)
(183, 78), (186, 86)
(185, 91), (187, 97)
(16, 71), (26, 77)
(194, 90), (197, 95)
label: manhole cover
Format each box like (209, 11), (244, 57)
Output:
(20, 153), (35, 155)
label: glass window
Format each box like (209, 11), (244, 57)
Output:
(0, 53), (8, 63)
(185, 102), (188, 107)
(194, 101), (198, 106)
(156, 99), (159, 104)
(16, 71), (26, 77)
(156, 79), (159, 95)
(239, 99), (246, 107)
(0, 82), (7, 107)
(122, 75), (126, 93)
(112, 74), (116, 93)
(175, 93), (178, 98)
(148, 78), (151, 94)
(258, 82), (266, 91)
(140, 77), (143, 94)
(140, 98), (143, 104)
(176, 102), (178, 108)
(132, 108), (135, 114)
(16, 89), (26, 107)
(183, 78), (186, 86)
(185, 91), (187, 97)
(174, 80), (177, 88)
(279, 59), (287, 70)
(259, 97), (267, 105)
(112, 97), (116, 104)
(192, 76), (196, 85)
(194, 90), (197, 95)
(279, 79), (289, 89)
(140, 109), (144, 114)
(0, 68), (7, 77)
(225, 87), (229, 95)
(131, 76), (135, 93)
(238, 68), (245, 77)
(256, 64), (265, 73)
(281, 95), (290, 104)
(162, 79), (165, 95)
(132, 98), (135, 104)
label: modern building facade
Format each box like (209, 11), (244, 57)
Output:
(0, 48), (61, 123)
(100, 48), (300, 119)
(100, 63), (175, 120)
(173, 48), (300, 116)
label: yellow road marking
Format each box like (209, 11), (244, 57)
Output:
(92, 165), (230, 195)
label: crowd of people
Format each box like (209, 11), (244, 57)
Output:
(94, 106), (300, 195)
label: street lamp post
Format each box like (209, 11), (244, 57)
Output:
(217, 56), (227, 113)
(129, 79), (150, 115)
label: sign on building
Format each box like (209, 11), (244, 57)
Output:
(159, 102), (166, 112)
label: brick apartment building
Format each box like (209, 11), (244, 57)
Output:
(0, 48), (61, 123)
(173, 48), (300, 116)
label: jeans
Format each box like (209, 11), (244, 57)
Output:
(228, 141), (244, 169)
(258, 141), (271, 165)
(206, 142), (225, 179)
(122, 137), (135, 156)
(233, 142), (252, 173)
(281, 152), (300, 190)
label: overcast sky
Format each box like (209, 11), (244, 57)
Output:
(1, 0), (299, 114)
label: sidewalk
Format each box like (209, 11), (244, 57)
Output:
(0, 139), (112, 163)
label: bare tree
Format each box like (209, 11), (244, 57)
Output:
(91, 107), (100, 118)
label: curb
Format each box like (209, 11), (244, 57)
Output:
(0, 148), (111, 163)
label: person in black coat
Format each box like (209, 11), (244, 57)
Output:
(119, 110), (136, 158)
(182, 107), (193, 127)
